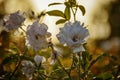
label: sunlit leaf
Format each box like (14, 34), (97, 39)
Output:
(69, 0), (76, 7)
(56, 19), (67, 25)
(69, 0), (76, 3)
(64, 6), (71, 20)
(82, 51), (90, 71)
(88, 53), (107, 69)
(78, 5), (85, 15)
(64, 2), (71, 7)
(47, 10), (65, 18)
(48, 2), (63, 6)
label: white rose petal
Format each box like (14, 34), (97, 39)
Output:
(57, 21), (89, 53)
(4, 11), (25, 31)
(26, 20), (51, 51)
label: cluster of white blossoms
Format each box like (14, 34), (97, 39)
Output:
(57, 21), (89, 53)
(4, 11), (25, 31)
(26, 20), (51, 51)
(22, 61), (35, 80)
(22, 55), (45, 79)
(0, 10), (90, 79)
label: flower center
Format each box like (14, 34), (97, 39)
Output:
(72, 35), (78, 42)
(35, 34), (39, 40)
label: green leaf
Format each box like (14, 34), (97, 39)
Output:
(47, 10), (65, 18)
(2, 54), (19, 64)
(64, 77), (69, 80)
(56, 19), (67, 25)
(73, 54), (78, 64)
(80, 71), (89, 79)
(48, 2), (63, 6)
(64, 2), (71, 7)
(64, 7), (71, 20)
(78, 5), (85, 15)
(53, 63), (59, 70)
(94, 72), (112, 80)
(69, 0), (76, 3)
(88, 53), (107, 69)
(20, 55), (33, 62)
(69, 0), (76, 7)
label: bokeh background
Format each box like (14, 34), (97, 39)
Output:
(0, 0), (120, 77)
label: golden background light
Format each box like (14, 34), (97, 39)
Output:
(1, 0), (115, 43)
(30, 0), (114, 43)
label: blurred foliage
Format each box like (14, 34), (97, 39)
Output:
(0, 0), (120, 80)
(47, 0), (85, 24)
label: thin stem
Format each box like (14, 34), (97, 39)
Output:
(78, 55), (81, 80)
(9, 60), (22, 80)
(44, 70), (48, 80)
(38, 73), (46, 80)
(74, 7), (78, 17)
(37, 65), (58, 79)
(77, 52), (83, 80)
(9, 47), (28, 80)
(69, 54), (75, 73)
(41, 73), (58, 79)
(20, 27), (26, 32)
(71, 6), (78, 22)
(37, 67), (46, 79)
(49, 41), (72, 80)
(57, 58), (72, 80)
(71, 8), (76, 22)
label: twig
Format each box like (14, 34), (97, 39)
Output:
(57, 58), (72, 80)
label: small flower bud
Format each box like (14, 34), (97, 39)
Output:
(34, 55), (46, 66)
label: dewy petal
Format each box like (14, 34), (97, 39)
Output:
(57, 21), (89, 53)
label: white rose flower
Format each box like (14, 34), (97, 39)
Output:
(4, 11), (25, 31)
(57, 21), (89, 53)
(34, 55), (46, 66)
(22, 61), (35, 80)
(26, 20), (51, 51)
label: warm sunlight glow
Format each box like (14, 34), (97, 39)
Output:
(30, 0), (112, 42)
